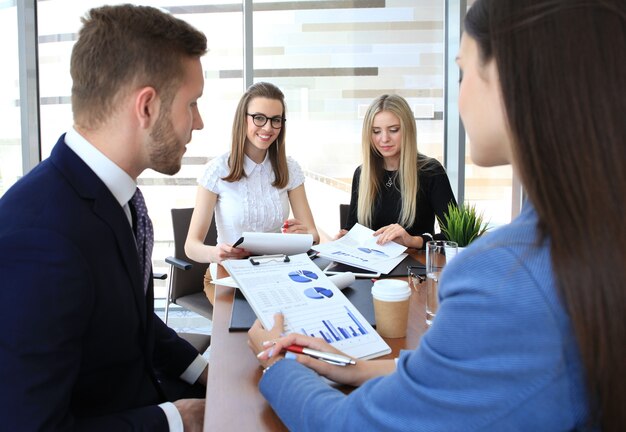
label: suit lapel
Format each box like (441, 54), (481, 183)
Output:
(49, 136), (148, 327)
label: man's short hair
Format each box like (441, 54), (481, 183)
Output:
(70, 4), (207, 129)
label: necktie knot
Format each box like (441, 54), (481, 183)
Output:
(131, 188), (154, 293)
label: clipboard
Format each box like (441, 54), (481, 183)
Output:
(222, 253), (391, 360)
(229, 254), (328, 331)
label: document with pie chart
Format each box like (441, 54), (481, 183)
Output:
(312, 223), (408, 274)
(223, 253), (391, 360)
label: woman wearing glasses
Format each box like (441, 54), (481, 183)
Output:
(186, 82), (319, 274)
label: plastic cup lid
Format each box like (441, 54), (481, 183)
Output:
(371, 279), (411, 301)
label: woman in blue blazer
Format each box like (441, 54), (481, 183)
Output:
(248, 0), (626, 430)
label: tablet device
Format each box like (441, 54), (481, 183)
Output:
(323, 261), (381, 279)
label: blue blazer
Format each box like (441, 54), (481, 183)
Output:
(0, 136), (199, 430)
(259, 204), (590, 431)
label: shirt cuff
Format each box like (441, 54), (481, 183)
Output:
(159, 402), (183, 432)
(180, 354), (208, 385)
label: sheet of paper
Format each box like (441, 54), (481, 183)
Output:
(212, 275), (239, 288)
(312, 223), (407, 274)
(213, 272), (356, 291)
(235, 232), (313, 256)
(223, 253), (390, 360)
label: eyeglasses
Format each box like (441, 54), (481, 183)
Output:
(247, 113), (285, 129)
(408, 265), (426, 290)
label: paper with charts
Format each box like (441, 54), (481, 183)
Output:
(222, 253), (391, 360)
(312, 223), (408, 274)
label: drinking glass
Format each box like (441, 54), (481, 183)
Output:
(425, 240), (458, 325)
(408, 265), (426, 326)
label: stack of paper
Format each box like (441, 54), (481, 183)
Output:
(312, 224), (407, 274)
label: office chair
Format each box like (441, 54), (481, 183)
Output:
(164, 208), (215, 327)
(339, 204), (350, 230)
(155, 273), (211, 354)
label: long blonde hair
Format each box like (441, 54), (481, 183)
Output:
(223, 82), (289, 188)
(358, 94), (419, 228)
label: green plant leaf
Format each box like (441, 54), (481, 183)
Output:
(437, 202), (489, 247)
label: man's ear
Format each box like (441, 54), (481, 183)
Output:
(135, 86), (159, 129)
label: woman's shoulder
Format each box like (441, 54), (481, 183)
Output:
(210, 152), (233, 170)
(199, 151), (230, 188)
(285, 156), (305, 189)
(286, 155), (302, 171)
(443, 206), (553, 300)
(418, 154), (445, 172)
(417, 155), (449, 186)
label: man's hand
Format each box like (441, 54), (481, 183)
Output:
(173, 399), (205, 432)
(196, 365), (208, 387)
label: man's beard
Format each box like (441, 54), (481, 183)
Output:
(149, 107), (185, 176)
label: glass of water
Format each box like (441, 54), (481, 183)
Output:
(425, 240), (458, 325)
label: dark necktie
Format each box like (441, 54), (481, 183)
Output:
(130, 188), (154, 293)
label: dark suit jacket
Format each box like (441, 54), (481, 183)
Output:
(0, 136), (199, 430)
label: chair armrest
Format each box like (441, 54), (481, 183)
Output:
(165, 256), (193, 271)
(153, 272), (167, 280)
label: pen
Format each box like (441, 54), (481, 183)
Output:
(233, 237), (244, 248)
(285, 344), (356, 366)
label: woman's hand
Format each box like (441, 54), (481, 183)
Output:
(333, 229), (348, 240)
(248, 313), (287, 369)
(249, 314), (395, 387)
(282, 218), (312, 236)
(373, 224), (420, 248)
(211, 243), (249, 263)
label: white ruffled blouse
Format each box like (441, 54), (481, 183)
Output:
(198, 151), (305, 245)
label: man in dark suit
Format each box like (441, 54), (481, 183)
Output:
(0, 5), (208, 430)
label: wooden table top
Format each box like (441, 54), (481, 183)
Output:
(203, 250), (428, 431)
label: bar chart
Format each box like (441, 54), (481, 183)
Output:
(300, 306), (368, 342)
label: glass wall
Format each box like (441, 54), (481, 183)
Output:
(15, 0), (514, 299)
(460, 0), (514, 226)
(0, 3), (22, 197)
(36, 1), (243, 297)
(251, 0), (446, 233)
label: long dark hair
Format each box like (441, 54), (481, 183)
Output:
(466, 0), (626, 429)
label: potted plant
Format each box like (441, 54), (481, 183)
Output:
(438, 202), (489, 248)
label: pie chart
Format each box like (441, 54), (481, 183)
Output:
(288, 270), (319, 283)
(304, 287), (334, 299)
(358, 247), (388, 257)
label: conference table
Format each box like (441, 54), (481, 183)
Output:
(203, 250), (429, 431)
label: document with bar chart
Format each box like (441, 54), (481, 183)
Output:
(223, 253), (391, 360)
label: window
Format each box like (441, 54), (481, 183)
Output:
(252, 0), (446, 233)
(0, 4), (22, 197)
(19, 0), (515, 300)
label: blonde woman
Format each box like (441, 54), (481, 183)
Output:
(340, 94), (456, 249)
